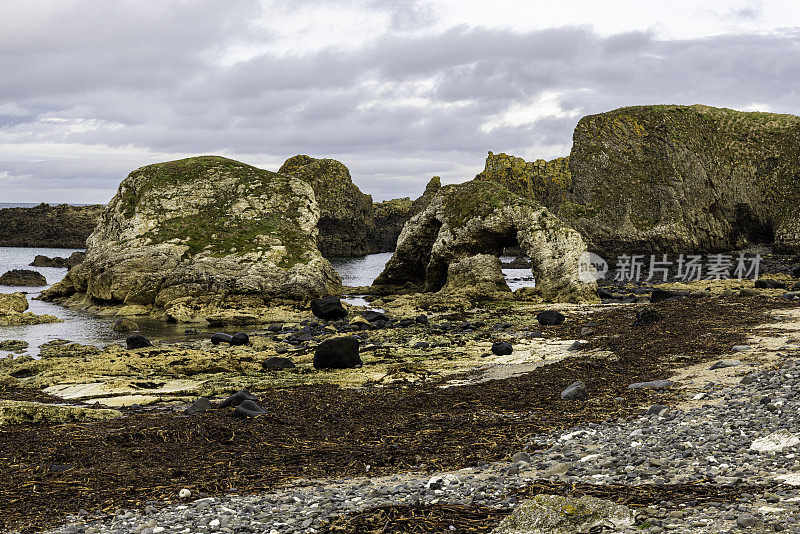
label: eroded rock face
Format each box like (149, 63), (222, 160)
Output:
(372, 197), (412, 252)
(477, 105), (800, 256)
(568, 105), (800, 255)
(42, 156), (340, 318)
(372, 180), (596, 303)
(279, 155), (377, 257)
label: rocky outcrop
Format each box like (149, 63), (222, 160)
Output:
(42, 156), (340, 320)
(372, 177), (441, 253)
(475, 153), (570, 209)
(0, 203), (102, 248)
(0, 269), (47, 286)
(372, 180), (596, 302)
(409, 176), (441, 216)
(0, 292), (61, 326)
(30, 252), (85, 269)
(279, 155), (377, 257)
(372, 197), (412, 252)
(565, 105), (800, 255)
(476, 105), (800, 256)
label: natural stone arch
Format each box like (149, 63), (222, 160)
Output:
(372, 180), (596, 302)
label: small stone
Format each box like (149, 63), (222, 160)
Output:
(561, 380), (587, 400)
(710, 359), (741, 370)
(737, 513), (757, 528)
(179, 488), (191, 499)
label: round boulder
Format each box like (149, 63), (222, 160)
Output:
(111, 318), (138, 333)
(537, 310), (565, 325)
(126, 334), (152, 349)
(311, 295), (348, 321)
(491, 341), (513, 356)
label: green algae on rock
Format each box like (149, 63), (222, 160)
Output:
(0, 400), (122, 425)
(279, 155), (378, 257)
(476, 152), (570, 210)
(568, 104), (800, 256)
(372, 180), (597, 303)
(0, 293), (62, 326)
(41, 156), (340, 321)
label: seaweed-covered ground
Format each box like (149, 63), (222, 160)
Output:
(0, 296), (795, 532)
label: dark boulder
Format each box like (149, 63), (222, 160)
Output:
(537, 310), (565, 326)
(311, 295), (348, 321)
(262, 357), (296, 370)
(230, 332), (250, 346)
(633, 306), (661, 326)
(561, 380), (587, 400)
(650, 289), (677, 303)
(314, 336), (362, 369)
(0, 269), (47, 286)
(219, 390), (259, 408)
(793, 265), (800, 278)
(755, 279), (787, 289)
(126, 334), (152, 349)
(210, 332), (233, 345)
(361, 310), (390, 323)
(416, 314), (429, 324)
(233, 399), (268, 418)
(491, 342), (513, 356)
(184, 397), (212, 415)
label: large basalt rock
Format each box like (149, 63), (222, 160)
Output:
(566, 105), (800, 255)
(372, 180), (596, 303)
(0, 203), (102, 248)
(42, 156), (340, 316)
(279, 155), (377, 257)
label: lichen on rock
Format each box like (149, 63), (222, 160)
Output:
(491, 494), (635, 534)
(476, 152), (570, 209)
(0, 292), (62, 326)
(41, 156), (340, 319)
(372, 180), (597, 303)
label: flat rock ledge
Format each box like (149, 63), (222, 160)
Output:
(0, 400), (122, 425)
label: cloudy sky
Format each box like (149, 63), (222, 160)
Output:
(1, 0), (799, 203)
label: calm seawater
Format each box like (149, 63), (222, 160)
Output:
(0, 248), (533, 355)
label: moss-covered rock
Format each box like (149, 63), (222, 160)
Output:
(491, 494), (635, 534)
(41, 156), (340, 319)
(0, 293), (62, 325)
(279, 155), (377, 257)
(475, 152), (570, 209)
(567, 104), (800, 255)
(372, 176), (441, 253)
(0, 203), (102, 248)
(372, 180), (597, 303)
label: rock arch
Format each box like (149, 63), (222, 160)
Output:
(372, 180), (596, 302)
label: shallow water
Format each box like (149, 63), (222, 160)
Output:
(0, 247), (203, 355)
(0, 249), (534, 355)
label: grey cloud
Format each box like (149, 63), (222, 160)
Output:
(1, 5), (799, 202)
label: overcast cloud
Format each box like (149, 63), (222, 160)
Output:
(1, 0), (799, 203)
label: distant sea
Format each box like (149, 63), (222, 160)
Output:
(0, 202), (98, 209)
